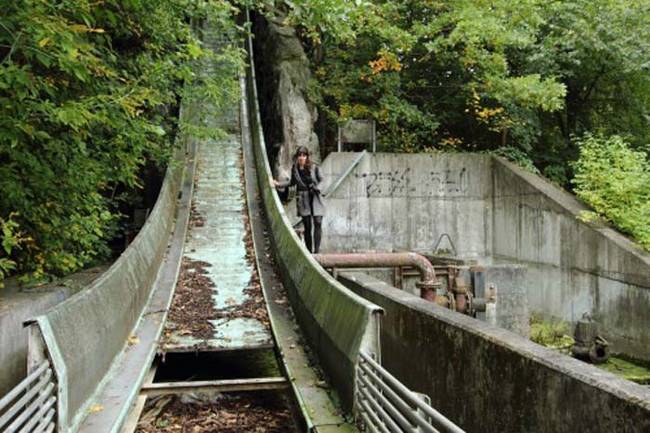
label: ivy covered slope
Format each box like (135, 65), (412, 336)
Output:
(305, 0), (650, 250)
(0, 0), (242, 285)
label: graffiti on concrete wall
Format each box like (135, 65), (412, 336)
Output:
(354, 167), (468, 197)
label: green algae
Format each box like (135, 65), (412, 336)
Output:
(597, 355), (650, 385)
(529, 315), (650, 384)
(529, 314), (574, 353)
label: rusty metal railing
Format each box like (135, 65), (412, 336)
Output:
(0, 360), (57, 433)
(356, 351), (464, 433)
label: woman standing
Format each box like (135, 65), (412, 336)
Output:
(273, 146), (325, 253)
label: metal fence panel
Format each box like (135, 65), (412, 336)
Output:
(356, 351), (464, 433)
(0, 360), (57, 433)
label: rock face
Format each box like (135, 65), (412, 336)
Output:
(253, 14), (319, 182)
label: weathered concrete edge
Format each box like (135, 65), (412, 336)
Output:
(339, 272), (650, 421)
(83, 136), (196, 433)
(26, 124), (189, 433)
(245, 20), (383, 413)
(240, 70), (355, 431)
(32, 317), (69, 433)
(239, 69), (313, 426)
(493, 156), (650, 284)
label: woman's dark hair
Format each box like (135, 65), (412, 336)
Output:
(294, 145), (312, 169)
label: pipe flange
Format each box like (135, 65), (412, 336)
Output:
(416, 280), (441, 303)
(415, 280), (442, 291)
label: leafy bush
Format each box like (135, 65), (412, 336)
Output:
(490, 146), (540, 174)
(0, 214), (26, 288)
(0, 0), (241, 282)
(572, 134), (650, 250)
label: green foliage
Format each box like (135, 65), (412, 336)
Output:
(3, 0), (650, 281)
(489, 146), (540, 175)
(531, 0), (650, 167)
(306, 0), (650, 172)
(597, 356), (650, 384)
(0, 214), (26, 288)
(259, 0), (650, 250)
(529, 314), (574, 351)
(572, 134), (650, 249)
(0, 0), (241, 281)
(309, 0), (569, 153)
(298, 0), (650, 242)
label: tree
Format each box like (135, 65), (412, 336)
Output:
(0, 0), (241, 283)
(309, 0), (566, 153)
(531, 0), (650, 182)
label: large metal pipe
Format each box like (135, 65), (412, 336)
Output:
(313, 252), (441, 300)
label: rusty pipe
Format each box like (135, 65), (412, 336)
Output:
(313, 252), (441, 301)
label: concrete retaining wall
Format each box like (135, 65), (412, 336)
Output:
(492, 158), (650, 359)
(339, 271), (650, 433)
(321, 152), (492, 257)
(321, 152), (650, 359)
(245, 46), (382, 412)
(27, 145), (186, 432)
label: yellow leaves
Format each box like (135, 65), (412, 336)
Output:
(439, 136), (463, 148)
(339, 103), (369, 119)
(369, 49), (402, 75)
(69, 24), (87, 33)
(69, 24), (105, 34)
(127, 334), (140, 346)
(468, 88), (510, 130)
(88, 404), (104, 414)
(120, 100), (142, 117)
(119, 88), (154, 118)
(315, 67), (327, 79)
(38, 38), (51, 47)
(476, 106), (504, 120)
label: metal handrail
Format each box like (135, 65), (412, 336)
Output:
(356, 351), (465, 433)
(322, 150), (366, 197)
(0, 359), (57, 433)
(0, 362), (48, 414)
